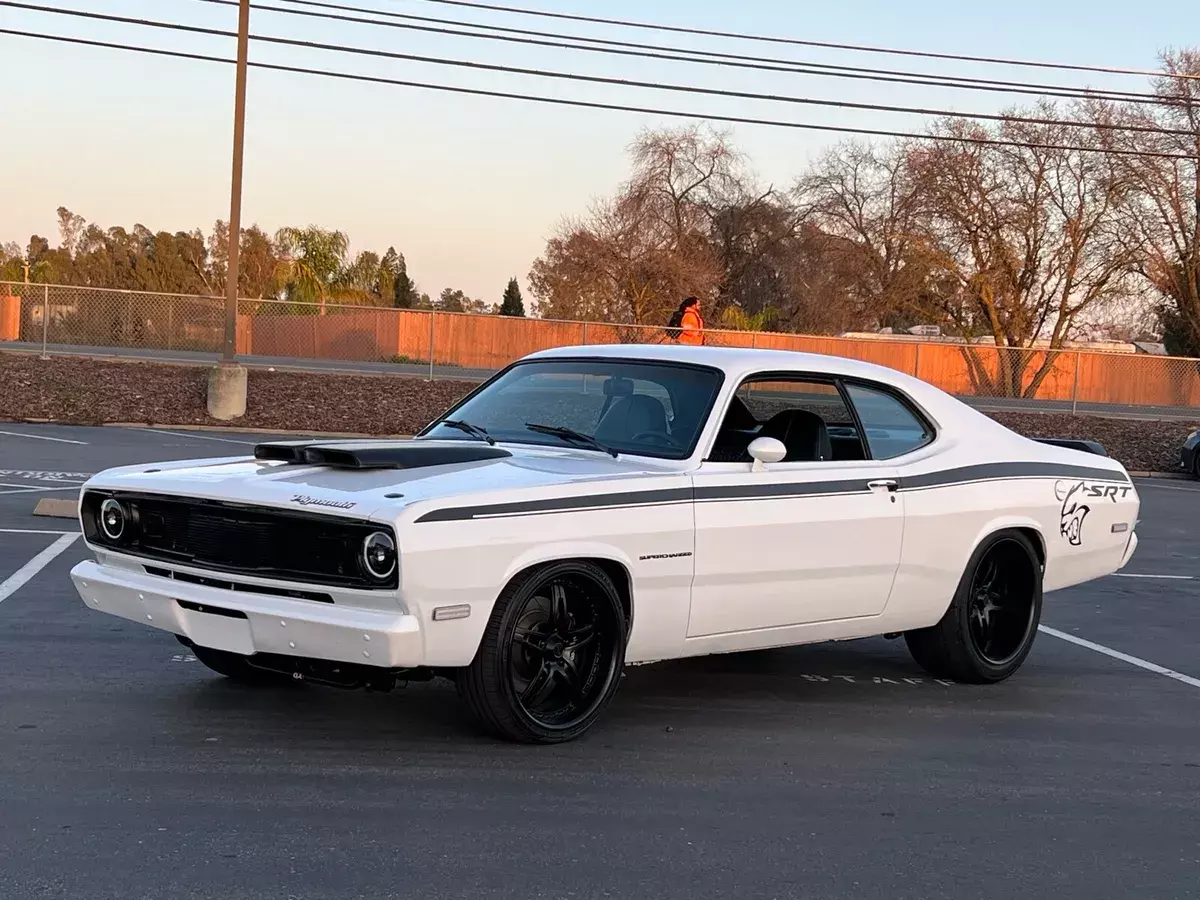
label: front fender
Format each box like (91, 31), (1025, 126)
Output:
(501, 540), (636, 587)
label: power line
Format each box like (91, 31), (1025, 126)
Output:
(2, 26), (1193, 161)
(7, 2), (1193, 139)
(369, 0), (1200, 82)
(197, 0), (1170, 108)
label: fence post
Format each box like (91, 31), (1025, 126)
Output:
(582, 321), (589, 345)
(427, 310), (435, 382)
(1071, 351), (1081, 415)
(913, 343), (921, 379)
(40, 284), (49, 359)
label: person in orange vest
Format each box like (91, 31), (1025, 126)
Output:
(667, 296), (704, 346)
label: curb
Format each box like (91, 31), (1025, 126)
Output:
(1127, 470), (1194, 480)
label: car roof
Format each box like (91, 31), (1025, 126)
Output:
(526, 343), (921, 388)
(522, 342), (994, 430)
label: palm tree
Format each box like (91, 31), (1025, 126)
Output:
(274, 226), (349, 315)
(719, 303), (776, 332)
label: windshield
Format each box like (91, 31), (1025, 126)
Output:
(420, 358), (724, 459)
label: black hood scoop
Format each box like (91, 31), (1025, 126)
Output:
(254, 439), (512, 469)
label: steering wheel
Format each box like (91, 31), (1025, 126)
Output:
(631, 430), (682, 449)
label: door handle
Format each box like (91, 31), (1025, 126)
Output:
(867, 479), (898, 492)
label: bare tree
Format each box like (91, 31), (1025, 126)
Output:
(795, 141), (943, 330)
(528, 125), (734, 329)
(1098, 50), (1200, 356)
(907, 109), (1135, 397)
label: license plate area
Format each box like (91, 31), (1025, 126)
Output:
(175, 599), (255, 655)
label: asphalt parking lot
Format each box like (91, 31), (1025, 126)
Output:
(1, 423), (1198, 900)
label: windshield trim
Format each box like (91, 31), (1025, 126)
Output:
(415, 356), (727, 461)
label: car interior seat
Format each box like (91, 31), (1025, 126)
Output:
(757, 409), (832, 461)
(594, 394), (669, 444)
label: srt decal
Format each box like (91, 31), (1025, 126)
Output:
(1054, 480), (1131, 546)
(1055, 481), (1090, 546)
(290, 494), (357, 510)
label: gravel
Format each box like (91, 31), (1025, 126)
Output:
(2, 353), (1196, 473)
(0, 354), (476, 436)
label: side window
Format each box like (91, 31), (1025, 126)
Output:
(738, 380), (852, 426)
(709, 377), (864, 463)
(844, 383), (933, 460)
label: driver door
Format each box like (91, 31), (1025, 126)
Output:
(686, 376), (905, 638)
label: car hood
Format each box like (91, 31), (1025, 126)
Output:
(81, 439), (683, 524)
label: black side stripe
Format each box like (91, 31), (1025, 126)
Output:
(901, 461), (1129, 489)
(413, 487), (693, 523)
(412, 462), (1130, 523)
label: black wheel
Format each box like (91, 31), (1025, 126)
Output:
(904, 530), (1042, 683)
(190, 644), (296, 687)
(1192, 451), (1200, 480)
(457, 560), (627, 744)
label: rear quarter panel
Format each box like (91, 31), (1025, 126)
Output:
(885, 442), (1137, 630)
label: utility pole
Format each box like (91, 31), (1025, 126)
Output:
(209, 0), (251, 420)
(222, 0), (251, 361)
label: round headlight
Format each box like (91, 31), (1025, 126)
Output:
(99, 498), (126, 541)
(362, 531), (397, 581)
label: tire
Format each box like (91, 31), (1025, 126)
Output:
(904, 530), (1043, 684)
(190, 644), (297, 687)
(457, 560), (628, 744)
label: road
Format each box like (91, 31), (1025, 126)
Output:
(1, 424), (1199, 900)
(6, 339), (1200, 421)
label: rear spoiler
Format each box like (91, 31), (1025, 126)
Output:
(1033, 437), (1108, 457)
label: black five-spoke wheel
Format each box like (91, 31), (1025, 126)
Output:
(905, 530), (1043, 683)
(458, 560), (627, 743)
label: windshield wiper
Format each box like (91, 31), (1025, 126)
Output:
(438, 419), (495, 445)
(525, 423), (618, 458)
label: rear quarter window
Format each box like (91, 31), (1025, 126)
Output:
(844, 382), (934, 460)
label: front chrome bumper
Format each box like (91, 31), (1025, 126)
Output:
(70, 560), (423, 668)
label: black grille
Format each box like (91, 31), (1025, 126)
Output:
(82, 491), (395, 590)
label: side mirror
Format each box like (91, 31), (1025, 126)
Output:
(747, 437), (786, 471)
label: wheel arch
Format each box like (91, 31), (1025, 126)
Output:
(501, 543), (635, 632)
(965, 517), (1046, 572)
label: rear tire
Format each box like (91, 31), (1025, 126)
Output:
(190, 644), (296, 687)
(904, 530), (1043, 683)
(457, 561), (628, 744)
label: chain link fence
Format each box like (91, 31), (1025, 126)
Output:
(4, 281), (1200, 414)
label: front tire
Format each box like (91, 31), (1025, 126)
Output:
(905, 530), (1043, 683)
(457, 561), (628, 744)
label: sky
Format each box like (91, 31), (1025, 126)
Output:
(1, 0), (1194, 304)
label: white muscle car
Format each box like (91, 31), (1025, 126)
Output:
(71, 345), (1140, 743)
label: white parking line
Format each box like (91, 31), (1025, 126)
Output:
(1132, 481), (1200, 493)
(0, 528), (80, 535)
(1113, 573), (1194, 580)
(1039, 625), (1200, 689)
(0, 533), (80, 605)
(0, 483), (80, 495)
(0, 429), (87, 445)
(141, 428), (256, 446)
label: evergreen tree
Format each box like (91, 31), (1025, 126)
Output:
(500, 277), (526, 317)
(378, 247), (400, 306)
(392, 252), (417, 308)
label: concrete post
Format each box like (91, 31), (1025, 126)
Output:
(207, 363), (248, 421)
